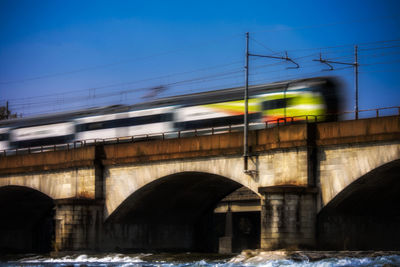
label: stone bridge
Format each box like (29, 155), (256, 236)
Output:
(0, 116), (399, 253)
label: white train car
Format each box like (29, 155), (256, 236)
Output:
(0, 77), (340, 153)
(9, 121), (75, 149)
(74, 106), (175, 142)
(0, 106), (124, 151)
(0, 127), (9, 151)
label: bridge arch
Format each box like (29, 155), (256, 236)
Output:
(0, 185), (55, 253)
(317, 159), (400, 250)
(319, 142), (400, 207)
(104, 156), (259, 219)
(107, 171), (244, 222)
(103, 170), (257, 252)
(0, 167), (96, 200)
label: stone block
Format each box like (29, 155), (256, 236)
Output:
(218, 236), (232, 254)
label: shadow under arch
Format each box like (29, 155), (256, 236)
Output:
(104, 171), (252, 252)
(0, 185), (55, 253)
(317, 159), (400, 250)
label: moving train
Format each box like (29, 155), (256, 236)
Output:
(0, 77), (340, 152)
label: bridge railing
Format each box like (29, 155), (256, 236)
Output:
(1, 106), (399, 157)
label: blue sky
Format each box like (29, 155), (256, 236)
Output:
(0, 0), (399, 117)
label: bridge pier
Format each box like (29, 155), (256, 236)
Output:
(258, 186), (317, 250)
(54, 199), (103, 251)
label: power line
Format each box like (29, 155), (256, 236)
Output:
(283, 39), (400, 53)
(5, 38), (400, 116)
(10, 61), (359, 117)
(4, 38), (399, 104)
(8, 68), (245, 108)
(2, 60), (243, 103)
(249, 37), (278, 54)
(10, 55), (308, 110)
(359, 44), (400, 51)
(8, 50), (398, 110)
(9, 52), (396, 112)
(361, 60), (400, 66)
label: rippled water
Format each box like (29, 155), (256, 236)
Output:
(1, 251), (400, 267)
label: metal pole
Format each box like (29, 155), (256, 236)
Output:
(6, 101), (9, 119)
(355, 45), (359, 119)
(244, 32), (249, 173)
(283, 87), (286, 119)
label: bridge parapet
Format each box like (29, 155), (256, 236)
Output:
(316, 116), (399, 145)
(0, 146), (96, 175)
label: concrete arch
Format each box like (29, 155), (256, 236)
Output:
(106, 171), (243, 223)
(104, 156), (259, 218)
(103, 170), (252, 251)
(319, 142), (400, 208)
(0, 167), (96, 200)
(319, 159), (400, 215)
(317, 159), (400, 250)
(0, 185), (55, 252)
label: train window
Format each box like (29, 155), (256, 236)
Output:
(76, 113), (173, 132)
(88, 122), (104, 130)
(262, 98), (290, 110)
(0, 133), (8, 141)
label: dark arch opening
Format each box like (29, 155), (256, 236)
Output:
(0, 186), (55, 253)
(104, 172), (260, 252)
(318, 159), (400, 250)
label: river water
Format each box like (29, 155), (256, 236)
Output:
(1, 251), (400, 267)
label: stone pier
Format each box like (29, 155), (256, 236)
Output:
(259, 186), (317, 250)
(54, 199), (103, 251)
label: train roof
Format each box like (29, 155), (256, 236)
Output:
(0, 76), (336, 128)
(0, 105), (129, 128)
(126, 76), (335, 109)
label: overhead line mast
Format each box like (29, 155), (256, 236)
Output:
(244, 32), (250, 174)
(313, 45), (359, 119)
(243, 32), (300, 175)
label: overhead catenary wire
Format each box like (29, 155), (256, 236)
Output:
(10, 46), (397, 106)
(4, 37), (400, 116)
(5, 16), (397, 86)
(24, 66), (357, 116)
(8, 68), (246, 110)
(1, 59), (244, 103)
(8, 55), (398, 115)
(8, 57), (301, 109)
(8, 58), (305, 110)
(249, 37), (278, 55)
(4, 39), (399, 104)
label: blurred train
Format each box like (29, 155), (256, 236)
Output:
(0, 77), (340, 152)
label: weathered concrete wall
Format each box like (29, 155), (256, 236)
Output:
(257, 148), (308, 187)
(315, 116), (400, 207)
(104, 148), (309, 219)
(101, 124), (308, 165)
(0, 117), (398, 204)
(54, 199), (103, 251)
(0, 147), (96, 174)
(104, 157), (256, 218)
(259, 186), (317, 250)
(0, 167), (96, 200)
(319, 142), (400, 208)
(0, 147), (98, 199)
